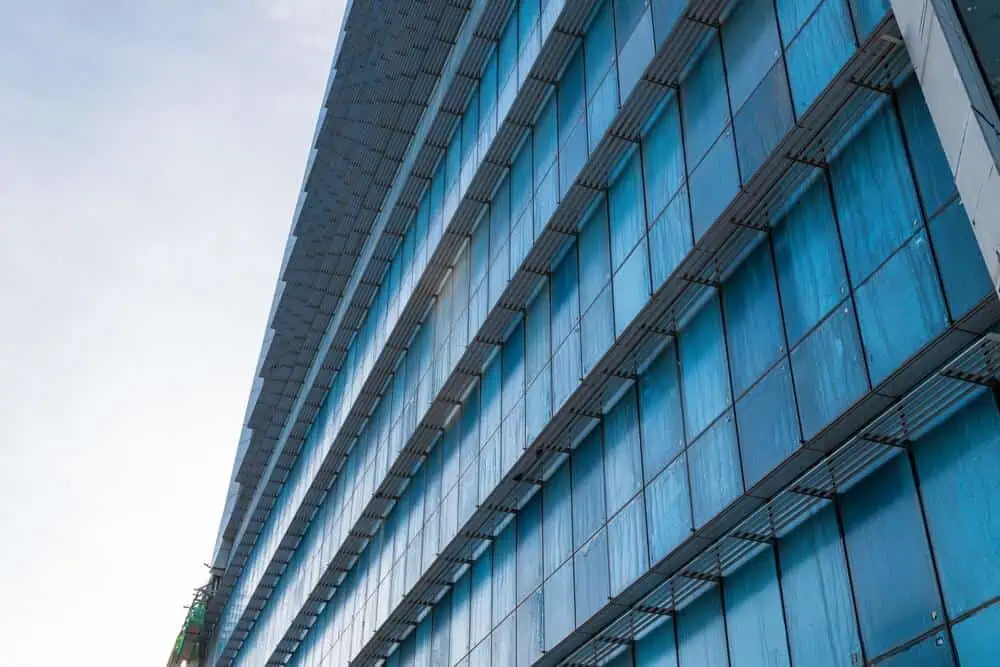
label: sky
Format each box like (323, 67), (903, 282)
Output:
(0, 1), (345, 663)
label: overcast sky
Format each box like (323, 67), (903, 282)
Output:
(0, 1), (345, 663)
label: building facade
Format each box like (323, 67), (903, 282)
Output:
(174, 1), (1000, 666)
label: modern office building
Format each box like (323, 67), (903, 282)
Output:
(169, 1), (1000, 666)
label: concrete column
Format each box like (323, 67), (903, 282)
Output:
(890, 0), (1000, 297)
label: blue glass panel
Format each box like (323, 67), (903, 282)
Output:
(585, 2), (616, 91)
(469, 640), (490, 667)
(635, 620), (677, 667)
(854, 231), (948, 385)
(572, 426), (606, 549)
(510, 213), (532, 275)
(618, 7), (654, 98)
(733, 61), (794, 180)
(493, 519), (517, 624)
(735, 360), (800, 488)
(724, 548), (791, 667)
(790, 302), (867, 439)
(723, 242), (785, 396)
(604, 386), (644, 515)
(589, 69), (620, 150)
(503, 321), (525, 415)
(676, 588), (729, 667)
(559, 117), (589, 196)
(681, 37), (730, 168)
(581, 288), (614, 376)
(490, 176), (511, 260)
(552, 243), (580, 347)
(722, 0), (781, 111)
(952, 603), (1000, 667)
(688, 411), (742, 527)
(526, 369), (551, 445)
(896, 76), (957, 216)
(512, 141), (533, 221)
(689, 130), (740, 240)
(534, 163), (559, 234)
(526, 284), (550, 383)
(535, 97), (558, 181)
(492, 614), (516, 666)
(470, 547), (492, 645)
(639, 344), (685, 479)
(651, 0), (684, 47)
(544, 560), (575, 649)
(772, 177), (849, 346)
(928, 201), (993, 319)
(775, 0), (823, 42)
(679, 295), (732, 439)
(848, 0), (889, 38)
(482, 355), (502, 439)
(543, 462), (573, 577)
(432, 590), (452, 667)
(516, 589), (544, 667)
(559, 48), (586, 130)
(579, 201), (612, 311)
(609, 153), (647, 269)
(479, 433), (500, 503)
(779, 505), (861, 667)
(574, 527), (611, 624)
(609, 494), (649, 595)
(830, 107), (922, 286)
(614, 239), (651, 335)
(553, 328), (582, 410)
(878, 634), (955, 667)
(785, 0), (856, 116)
(452, 573), (471, 661)
(840, 455), (943, 659)
(643, 97), (686, 221)
(517, 492), (543, 603)
(645, 452), (692, 563)
(649, 189), (693, 289)
(912, 393), (1000, 618)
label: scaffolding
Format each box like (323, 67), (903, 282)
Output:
(168, 582), (214, 667)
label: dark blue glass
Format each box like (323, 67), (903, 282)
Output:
(723, 548), (791, 667)
(785, 0), (856, 116)
(639, 344), (685, 480)
(688, 411), (742, 528)
(676, 587), (729, 667)
(735, 360), (800, 488)
(645, 452), (692, 563)
(928, 201), (994, 320)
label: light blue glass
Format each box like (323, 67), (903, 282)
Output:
(639, 343), (685, 480)
(778, 505), (861, 667)
(733, 61), (794, 180)
(854, 231), (948, 385)
(617, 4), (654, 98)
(689, 130), (740, 240)
(785, 0), (856, 116)
(676, 588), (729, 667)
(775, 0), (823, 42)
(526, 285), (550, 383)
(651, 0), (684, 47)
(559, 117), (589, 196)
(551, 243), (580, 348)
(492, 614), (516, 666)
(681, 37), (730, 168)
(649, 189), (692, 290)
(572, 426), (606, 549)
(790, 302), (868, 439)
(517, 492), (543, 604)
(913, 393), (1000, 618)
(516, 588), (543, 667)
(544, 560), (575, 649)
(724, 548), (791, 667)
(543, 462), (573, 577)
(589, 68), (620, 151)
(723, 241), (785, 396)
(574, 527), (611, 625)
(609, 152), (647, 269)
(553, 328), (582, 409)
(534, 96), (558, 181)
(772, 176), (849, 346)
(493, 519), (517, 625)
(451, 572), (471, 662)
(688, 411), (742, 528)
(645, 452), (692, 563)
(722, 0), (782, 111)
(829, 106), (922, 286)
(585, 2), (616, 91)
(579, 201), (612, 311)
(643, 96), (686, 222)
(613, 239), (651, 335)
(609, 494), (649, 595)
(679, 295), (732, 440)
(581, 288), (614, 376)
(470, 548), (491, 646)
(635, 616), (677, 667)
(604, 386), (644, 515)
(503, 321), (525, 416)
(928, 201), (993, 320)
(878, 634), (955, 667)
(735, 360), (800, 488)
(896, 76), (957, 216)
(952, 603), (1000, 667)
(849, 0), (890, 37)
(839, 455), (944, 659)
